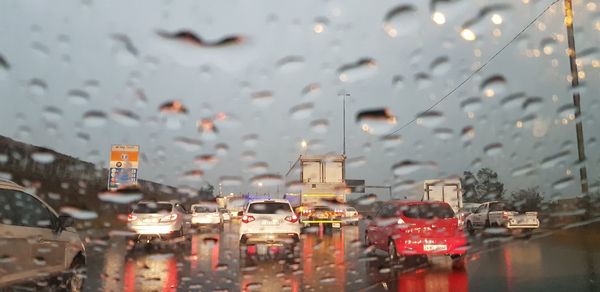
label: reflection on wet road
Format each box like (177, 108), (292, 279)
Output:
(86, 221), (600, 291)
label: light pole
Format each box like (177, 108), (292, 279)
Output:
(563, 0), (588, 194)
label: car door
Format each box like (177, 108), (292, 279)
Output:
(366, 206), (384, 247)
(473, 204), (487, 228)
(175, 204), (191, 233)
(373, 205), (396, 249)
(0, 188), (34, 285)
(0, 188), (65, 285)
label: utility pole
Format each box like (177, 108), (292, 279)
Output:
(564, 0), (588, 194)
(339, 92), (350, 156)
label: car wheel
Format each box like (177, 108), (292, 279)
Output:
(65, 255), (86, 292)
(466, 221), (475, 235)
(451, 254), (466, 270)
(388, 240), (398, 264)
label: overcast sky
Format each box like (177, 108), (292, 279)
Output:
(1, 0), (598, 200)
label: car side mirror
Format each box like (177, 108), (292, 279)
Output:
(57, 215), (74, 232)
(238, 211), (243, 216)
(366, 215), (373, 220)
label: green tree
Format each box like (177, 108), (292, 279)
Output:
(198, 184), (215, 200)
(461, 168), (504, 203)
(510, 187), (543, 212)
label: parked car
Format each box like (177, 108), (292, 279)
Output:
(0, 179), (86, 291)
(365, 200), (468, 269)
(465, 201), (540, 234)
(343, 207), (360, 226)
(219, 208), (231, 222)
(128, 200), (190, 241)
(239, 199), (301, 245)
(191, 204), (223, 229)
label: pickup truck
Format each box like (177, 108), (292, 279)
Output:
(465, 201), (540, 234)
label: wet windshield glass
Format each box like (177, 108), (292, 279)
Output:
(402, 204), (455, 219)
(193, 206), (216, 213)
(248, 202), (292, 214)
(133, 203), (172, 214)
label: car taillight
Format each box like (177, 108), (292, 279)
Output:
(397, 218), (405, 225)
(502, 211), (509, 220)
(285, 215), (299, 223)
(160, 213), (178, 222)
(242, 215), (255, 223)
(128, 214), (137, 221)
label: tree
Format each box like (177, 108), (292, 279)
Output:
(197, 184), (215, 201)
(461, 168), (505, 203)
(509, 187), (543, 212)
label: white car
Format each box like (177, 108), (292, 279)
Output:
(465, 201), (540, 234)
(219, 208), (231, 222)
(239, 199), (301, 245)
(191, 204), (223, 227)
(0, 179), (86, 291)
(343, 207), (360, 225)
(128, 200), (190, 240)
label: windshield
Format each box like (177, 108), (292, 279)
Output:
(133, 203), (172, 214)
(402, 204), (455, 219)
(247, 202), (292, 214)
(1, 0), (599, 291)
(193, 206), (216, 213)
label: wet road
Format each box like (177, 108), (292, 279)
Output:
(84, 221), (600, 292)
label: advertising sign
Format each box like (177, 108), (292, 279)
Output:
(108, 145), (139, 191)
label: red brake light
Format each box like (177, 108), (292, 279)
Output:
(285, 215), (299, 223)
(242, 215), (255, 223)
(128, 214), (137, 221)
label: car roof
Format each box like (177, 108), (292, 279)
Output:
(248, 198), (290, 204)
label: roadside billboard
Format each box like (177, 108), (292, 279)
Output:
(108, 145), (139, 191)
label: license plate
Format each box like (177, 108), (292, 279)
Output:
(143, 218), (157, 223)
(261, 220), (278, 226)
(423, 244), (447, 251)
(332, 223), (341, 228)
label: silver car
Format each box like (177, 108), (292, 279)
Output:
(0, 179), (86, 291)
(191, 204), (223, 228)
(128, 200), (191, 240)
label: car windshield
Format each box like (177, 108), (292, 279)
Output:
(402, 204), (455, 219)
(248, 202), (292, 214)
(193, 206), (216, 213)
(133, 203), (172, 214)
(2, 1), (599, 290)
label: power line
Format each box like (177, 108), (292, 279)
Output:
(383, 0), (561, 138)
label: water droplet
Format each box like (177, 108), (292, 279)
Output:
(0, 53), (9, 79)
(60, 207), (98, 220)
(553, 177), (574, 190)
(196, 119), (218, 139)
(484, 143), (503, 156)
(382, 135), (402, 148)
(68, 89), (90, 105)
(28, 79), (47, 96)
(392, 160), (437, 176)
(215, 143), (229, 156)
(194, 155), (218, 170)
(173, 137), (202, 152)
(241, 151), (256, 161)
(557, 104), (576, 119)
(415, 111), (445, 128)
(338, 58), (377, 83)
(512, 163), (535, 176)
(500, 92), (526, 109)
(111, 109), (140, 127)
(540, 38), (557, 55)
(356, 108), (397, 135)
(347, 156), (367, 168)
(156, 30), (245, 48)
(480, 75), (508, 98)
(289, 103), (314, 119)
(42, 106), (63, 122)
(243, 134), (259, 147)
(433, 128), (454, 140)
(310, 119), (329, 134)
(383, 5), (419, 37)
(276, 56), (305, 72)
(430, 56), (450, 76)
(247, 162), (269, 174)
(82, 111), (108, 127)
(302, 83), (321, 99)
(182, 170), (204, 181)
(541, 151), (570, 168)
(220, 176), (242, 186)
(415, 73), (432, 89)
(250, 174), (283, 186)
(33, 257), (47, 266)
(98, 191), (142, 204)
(460, 97), (483, 112)
(159, 100), (188, 114)
(392, 75), (405, 89)
(251, 91), (274, 107)
(31, 152), (55, 164)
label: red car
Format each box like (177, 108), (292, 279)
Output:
(365, 200), (468, 269)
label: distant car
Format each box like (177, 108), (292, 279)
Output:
(343, 207), (360, 226)
(465, 201), (540, 234)
(456, 203), (480, 228)
(191, 204), (223, 228)
(239, 199), (301, 245)
(219, 208), (231, 222)
(0, 179), (86, 291)
(128, 200), (190, 241)
(365, 200), (468, 269)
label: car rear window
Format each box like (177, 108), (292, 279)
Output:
(401, 203), (455, 219)
(194, 206), (216, 213)
(133, 202), (172, 214)
(247, 202), (292, 214)
(489, 202), (515, 212)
